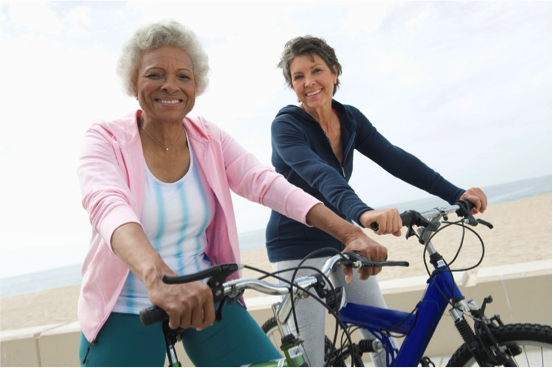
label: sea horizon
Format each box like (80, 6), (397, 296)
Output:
(1, 174), (550, 299)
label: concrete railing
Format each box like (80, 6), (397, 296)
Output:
(1, 260), (551, 367)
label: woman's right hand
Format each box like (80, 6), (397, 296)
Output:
(342, 233), (388, 282)
(112, 223), (216, 331)
(359, 208), (402, 237)
(146, 273), (215, 331)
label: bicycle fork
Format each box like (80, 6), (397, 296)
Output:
(449, 297), (519, 366)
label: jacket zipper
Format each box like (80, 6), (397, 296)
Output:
(321, 131), (345, 177)
(323, 130), (356, 178)
(342, 131), (356, 177)
(82, 339), (97, 364)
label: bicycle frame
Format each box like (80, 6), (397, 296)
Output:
(154, 269), (324, 367)
(256, 202), (491, 367)
(338, 234), (464, 367)
(163, 321), (306, 368)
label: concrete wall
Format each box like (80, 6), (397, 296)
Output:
(1, 260), (550, 367)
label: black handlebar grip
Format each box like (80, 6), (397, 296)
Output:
(139, 305), (168, 326)
(343, 251), (409, 268)
(370, 211), (414, 232)
(399, 211), (416, 228)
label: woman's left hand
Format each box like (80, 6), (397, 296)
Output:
(459, 187), (488, 214)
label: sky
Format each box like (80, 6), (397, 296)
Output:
(0, 1), (551, 278)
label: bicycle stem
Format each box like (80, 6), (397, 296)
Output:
(418, 225), (438, 255)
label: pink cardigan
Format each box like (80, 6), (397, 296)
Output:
(77, 111), (321, 342)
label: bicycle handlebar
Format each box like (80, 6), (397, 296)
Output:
(370, 199), (492, 232)
(139, 252), (409, 327)
(140, 200), (493, 327)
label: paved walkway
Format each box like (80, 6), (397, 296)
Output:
(365, 348), (553, 368)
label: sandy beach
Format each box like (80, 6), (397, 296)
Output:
(1, 193), (551, 332)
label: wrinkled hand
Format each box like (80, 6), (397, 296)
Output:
(360, 208), (402, 237)
(460, 187), (488, 214)
(148, 275), (215, 331)
(342, 233), (388, 283)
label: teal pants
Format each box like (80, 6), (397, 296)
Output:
(79, 303), (281, 367)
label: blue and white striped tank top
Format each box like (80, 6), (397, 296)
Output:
(113, 144), (216, 314)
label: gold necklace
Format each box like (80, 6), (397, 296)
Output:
(141, 125), (185, 151)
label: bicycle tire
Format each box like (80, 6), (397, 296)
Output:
(261, 317), (283, 352)
(446, 323), (552, 367)
(261, 317), (347, 366)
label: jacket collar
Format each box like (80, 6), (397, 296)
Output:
(183, 115), (210, 143)
(277, 99), (358, 133)
(97, 110), (212, 147)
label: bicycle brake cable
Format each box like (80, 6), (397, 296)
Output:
(290, 248), (349, 354)
(243, 255), (357, 362)
(421, 221), (486, 314)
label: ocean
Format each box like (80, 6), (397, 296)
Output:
(1, 174), (550, 298)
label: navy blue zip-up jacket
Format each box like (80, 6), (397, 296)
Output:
(265, 100), (465, 262)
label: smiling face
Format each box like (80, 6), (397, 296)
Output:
(134, 45), (196, 124)
(289, 53), (338, 111)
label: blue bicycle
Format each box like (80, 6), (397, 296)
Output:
(262, 200), (552, 366)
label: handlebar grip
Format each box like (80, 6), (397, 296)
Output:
(370, 211), (414, 232)
(456, 199), (475, 213)
(139, 305), (168, 326)
(399, 211), (416, 228)
(343, 251), (409, 268)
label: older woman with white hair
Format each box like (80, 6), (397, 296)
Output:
(77, 20), (387, 366)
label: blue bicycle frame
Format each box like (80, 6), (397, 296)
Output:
(338, 259), (462, 367)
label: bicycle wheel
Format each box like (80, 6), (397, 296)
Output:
(261, 317), (283, 352)
(447, 323), (552, 367)
(261, 317), (346, 366)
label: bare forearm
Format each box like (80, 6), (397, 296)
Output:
(306, 203), (365, 244)
(306, 203), (388, 281)
(111, 222), (214, 330)
(111, 222), (174, 288)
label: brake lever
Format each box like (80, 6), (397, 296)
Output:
(405, 225), (417, 240)
(455, 200), (479, 226)
(342, 251), (409, 268)
(162, 263), (242, 303)
(477, 219), (494, 229)
(455, 200), (493, 229)
(207, 264), (241, 302)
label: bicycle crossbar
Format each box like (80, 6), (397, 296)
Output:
(338, 265), (463, 366)
(339, 304), (415, 335)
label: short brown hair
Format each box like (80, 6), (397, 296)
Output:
(277, 36), (342, 96)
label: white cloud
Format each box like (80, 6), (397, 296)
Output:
(65, 5), (92, 36)
(66, 5), (92, 25)
(405, 8), (430, 30)
(0, 19), (137, 277)
(361, 49), (422, 87)
(339, 1), (398, 36)
(5, 1), (64, 34)
(122, 1), (296, 40)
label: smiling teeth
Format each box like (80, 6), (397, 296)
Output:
(306, 90), (321, 97)
(159, 99), (180, 103)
